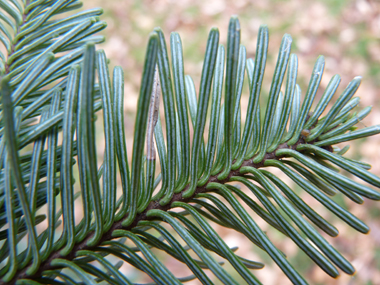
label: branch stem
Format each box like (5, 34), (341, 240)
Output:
(4, 137), (325, 284)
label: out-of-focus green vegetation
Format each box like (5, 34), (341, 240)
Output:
(83, 1), (380, 284)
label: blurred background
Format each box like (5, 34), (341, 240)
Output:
(82, 0), (380, 284)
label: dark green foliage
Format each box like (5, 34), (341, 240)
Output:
(0, 1), (379, 284)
